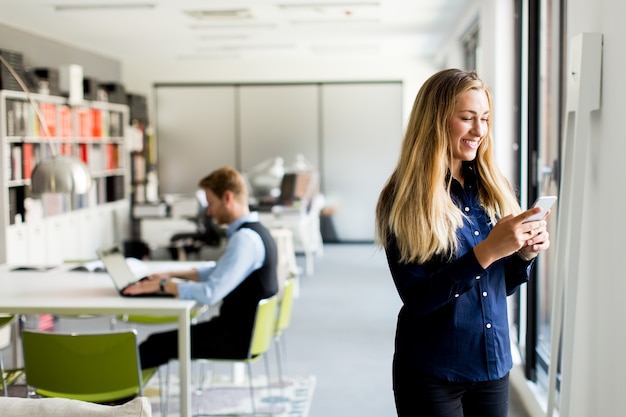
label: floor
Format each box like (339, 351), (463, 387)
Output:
(287, 243), (398, 416)
(2, 243), (532, 417)
(284, 243), (532, 417)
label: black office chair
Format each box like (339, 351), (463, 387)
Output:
(168, 214), (224, 260)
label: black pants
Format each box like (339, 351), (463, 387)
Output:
(139, 319), (247, 369)
(393, 358), (509, 417)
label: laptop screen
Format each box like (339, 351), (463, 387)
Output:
(96, 245), (140, 291)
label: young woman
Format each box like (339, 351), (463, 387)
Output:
(375, 69), (551, 417)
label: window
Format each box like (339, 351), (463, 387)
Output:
(517, 0), (565, 393)
(462, 23), (480, 71)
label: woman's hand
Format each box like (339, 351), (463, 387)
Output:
(474, 207), (551, 268)
(518, 209), (551, 260)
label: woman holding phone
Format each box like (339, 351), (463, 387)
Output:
(375, 69), (551, 416)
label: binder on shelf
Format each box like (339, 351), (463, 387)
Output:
(22, 142), (34, 179)
(59, 105), (72, 137)
(5, 99), (16, 136)
(106, 175), (124, 202)
(106, 143), (115, 170)
(77, 108), (93, 138)
(59, 143), (73, 156)
(39, 102), (57, 137)
(79, 143), (88, 164)
(91, 108), (103, 138)
(10, 144), (23, 180)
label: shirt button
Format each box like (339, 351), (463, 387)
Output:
(486, 323), (492, 329)
(482, 291), (487, 297)
(475, 275), (481, 280)
(464, 206), (470, 212)
(474, 230), (479, 236)
(454, 293), (460, 298)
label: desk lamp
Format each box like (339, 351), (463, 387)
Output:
(0, 54), (92, 196)
(245, 156), (285, 201)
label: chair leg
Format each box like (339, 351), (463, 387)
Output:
(182, 359), (214, 416)
(273, 336), (288, 402)
(246, 362), (257, 417)
(193, 359), (212, 395)
(157, 363), (169, 417)
(274, 336), (284, 389)
(263, 353), (275, 413)
(1, 354), (7, 397)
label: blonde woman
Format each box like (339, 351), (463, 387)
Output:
(375, 69), (551, 417)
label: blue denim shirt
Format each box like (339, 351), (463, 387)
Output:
(385, 164), (533, 382)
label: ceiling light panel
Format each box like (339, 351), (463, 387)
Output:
(184, 9), (253, 20)
(277, 1), (379, 20)
(54, 3), (155, 11)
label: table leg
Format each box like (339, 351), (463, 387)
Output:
(178, 310), (191, 417)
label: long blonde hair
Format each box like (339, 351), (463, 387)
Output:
(375, 69), (520, 264)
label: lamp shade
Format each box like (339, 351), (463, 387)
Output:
(30, 155), (92, 196)
(246, 157), (285, 200)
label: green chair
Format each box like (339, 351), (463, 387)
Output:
(116, 303), (209, 326)
(21, 330), (158, 404)
(274, 277), (296, 388)
(1, 315), (24, 397)
(113, 303), (209, 416)
(190, 295), (279, 417)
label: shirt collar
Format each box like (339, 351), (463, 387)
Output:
(226, 212), (259, 237)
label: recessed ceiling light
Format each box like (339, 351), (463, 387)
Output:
(184, 9), (253, 20)
(311, 44), (380, 55)
(198, 35), (250, 41)
(190, 23), (276, 30)
(277, 2), (379, 9)
(290, 18), (379, 24)
(197, 44), (295, 52)
(177, 53), (241, 61)
(54, 3), (155, 11)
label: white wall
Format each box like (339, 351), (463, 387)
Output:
(436, 0), (517, 182)
(436, 1), (626, 416)
(558, 1), (626, 416)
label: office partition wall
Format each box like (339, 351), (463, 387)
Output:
(320, 83), (403, 242)
(154, 81), (402, 242)
(155, 86), (237, 195)
(239, 84), (320, 172)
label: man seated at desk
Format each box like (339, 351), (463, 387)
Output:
(123, 166), (278, 368)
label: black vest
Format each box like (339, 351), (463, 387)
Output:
(211, 221), (278, 355)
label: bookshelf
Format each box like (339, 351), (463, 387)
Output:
(126, 92), (156, 240)
(0, 89), (131, 264)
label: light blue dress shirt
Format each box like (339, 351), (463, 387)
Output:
(176, 212), (265, 306)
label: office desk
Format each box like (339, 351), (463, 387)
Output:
(0, 267), (197, 417)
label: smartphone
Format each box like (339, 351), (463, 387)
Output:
(524, 196), (557, 223)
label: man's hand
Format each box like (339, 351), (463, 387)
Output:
(122, 278), (161, 296)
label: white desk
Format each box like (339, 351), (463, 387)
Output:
(258, 200), (324, 277)
(0, 266), (197, 417)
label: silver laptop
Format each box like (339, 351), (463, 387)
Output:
(96, 244), (173, 298)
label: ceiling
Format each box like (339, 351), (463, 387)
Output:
(0, 1), (470, 62)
